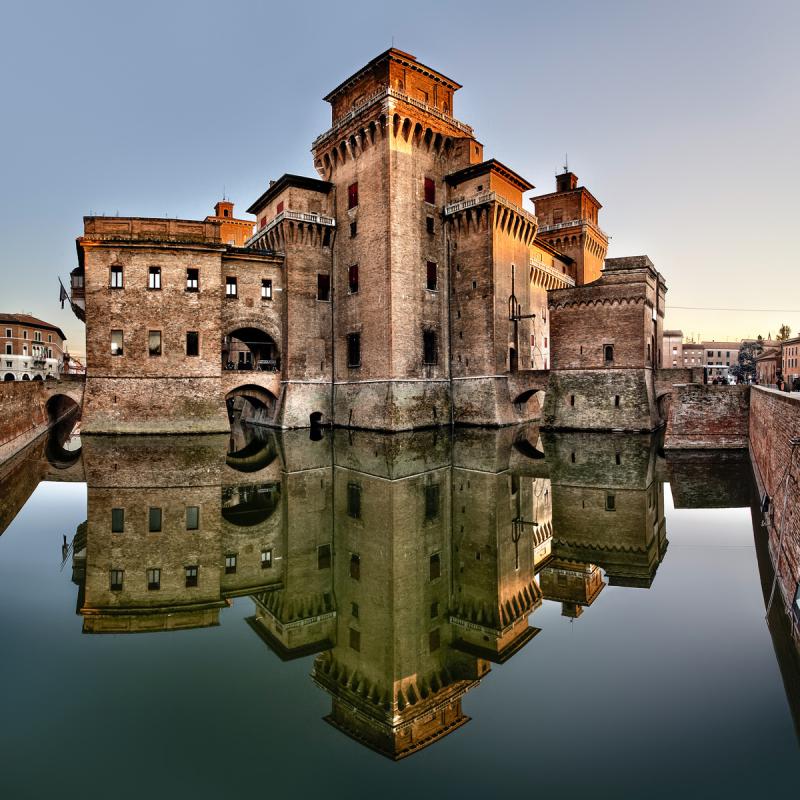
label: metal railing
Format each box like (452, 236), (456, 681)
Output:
(538, 217), (608, 238)
(444, 191), (538, 228)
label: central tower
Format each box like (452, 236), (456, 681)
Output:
(312, 49), (483, 430)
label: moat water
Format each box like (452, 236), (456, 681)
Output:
(0, 418), (798, 798)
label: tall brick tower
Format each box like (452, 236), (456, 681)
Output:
(532, 168), (608, 286)
(311, 49), (483, 430)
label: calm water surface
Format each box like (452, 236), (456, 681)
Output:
(0, 421), (797, 799)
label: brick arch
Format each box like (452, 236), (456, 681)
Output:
(223, 319), (281, 351)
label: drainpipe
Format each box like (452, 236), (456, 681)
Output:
(445, 209), (454, 429)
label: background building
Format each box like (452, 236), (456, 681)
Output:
(782, 336), (800, 387)
(1, 313), (65, 381)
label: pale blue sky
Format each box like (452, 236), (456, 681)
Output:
(1, 0), (798, 355)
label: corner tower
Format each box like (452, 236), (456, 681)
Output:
(532, 169), (608, 285)
(311, 49), (482, 431)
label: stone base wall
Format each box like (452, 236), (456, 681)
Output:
(541, 370), (658, 432)
(664, 384), (750, 449)
(749, 387), (800, 648)
(452, 377), (543, 427)
(82, 377), (229, 434)
(275, 381), (333, 428)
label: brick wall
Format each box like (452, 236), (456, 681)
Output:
(664, 385), (750, 449)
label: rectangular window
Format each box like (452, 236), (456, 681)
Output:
(110, 265), (123, 288)
(349, 628), (361, 651)
(22, 330), (28, 340)
(347, 333), (361, 368)
(186, 268), (199, 292)
(186, 331), (199, 357)
(185, 566), (198, 588)
(5, 343), (11, 355)
(345, 482), (363, 519)
(225, 554), (237, 574)
(111, 508), (125, 533)
(429, 553), (441, 581)
(604, 344), (614, 363)
(423, 330), (438, 365)
(424, 177), (436, 204)
(4, 328), (11, 338)
(110, 569), (124, 592)
(350, 221), (357, 238)
(276, 201), (284, 214)
(317, 543), (331, 570)
(147, 568), (161, 590)
(429, 628), (440, 652)
(425, 484), (440, 521)
(261, 279), (272, 300)
(426, 216), (435, 235)
(426, 261), (438, 291)
(349, 553), (360, 581)
(148, 266), (161, 290)
(348, 264), (359, 294)
(261, 548), (273, 569)
(430, 601), (439, 619)
(605, 494), (616, 512)
(351, 602), (359, 619)
(225, 276), (237, 297)
(148, 507), (162, 533)
(317, 273), (330, 301)
(148, 330), (162, 357)
(348, 182), (359, 209)
(186, 506), (200, 531)
(110, 330), (124, 357)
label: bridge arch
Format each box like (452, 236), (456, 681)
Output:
(656, 390), (672, 427)
(45, 393), (81, 426)
(221, 482), (281, 527)
(225, 384), (278, 427)
(511, 388), (545, 417)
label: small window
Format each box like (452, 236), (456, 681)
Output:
(429, 628), (440, 652)
(225, 276), (237, 297)
(111, 508), (125, 533)
(261, 278), (272, 300)
(4, 328), (11, 337)
(614, 395), (620, 408)
(186, 506), (200, 530)
(569, 394), (575, 406)
(185, 566), (198, 588)
(426, 261), (438, 291)
(186, 331), (199, 357)
(423, 330), (438, 365)
(276, 201), (284, 214)
(110, 265), (123, 288)
(148, 507), (162, 533)
(604, 344), (614, 363)
(110, 330), (124, 357)
(615, 452), (621, 465)
(349, 553), (361, 580)
(424, 177), (436, 204)
(147, 568), (161, 590)
(429, 553), (441, 581)
(349, 628), (361, 651)
(22, 330), (28, 340)
(347, 482), (362, 519)
(430, 601), (439, 619)
(4, 344), (10, 355)
(186, 268), (199, 292)
(317, 543), (331, 570)
(348, 182), (359, 209)
(347, 332), (361, 368)
(348, 264), (359, 294)
(148, 330), (162, 357)
(261, 548), (273, 569)
(148, 266), (161, 290)
(351, 602), (359, 619)
(317, 274), (330, 301)
(350, 221), (357, 238)
(425, 483), (440, 521)
(605, 494), (616, 512)
(110, 569), (124, 592)
(225, 554), (237, 574)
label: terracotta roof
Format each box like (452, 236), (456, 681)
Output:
(0, 313), (66, 341)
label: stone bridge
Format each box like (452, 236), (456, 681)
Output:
(507, 370), (550, 404)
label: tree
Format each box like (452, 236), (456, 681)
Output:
(731, 340), (763, 383)
(777, 324), (791, 341)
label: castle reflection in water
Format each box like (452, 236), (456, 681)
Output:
(5, 420), (759, 759)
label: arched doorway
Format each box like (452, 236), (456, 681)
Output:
(3, 373), (14, 381)
(223, 328), (279, 373)
(225, 385), (278, 427)
(21, 374), (30, 381)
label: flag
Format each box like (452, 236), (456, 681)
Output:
(59, 279), (69, 309)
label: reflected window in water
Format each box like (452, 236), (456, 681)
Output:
(109, 569), (123, 592)
(260, 549), (273, 569)
(347, 483), (361, 519)
(147, 568), (160, 590)
(349, 553), (360, 580)
(111, 508), (124, 533)
(429, 552), (441, 580)
(349, 628), (360, 651)
(225, 554), (237, 575)
(148, 507), (162, 532)
(317, 544), (331, 570)
(186, 506), (199, 531)
(185, 566), (198, 588)
(425, 483), (440, 521)
(605, 494), (616, 512)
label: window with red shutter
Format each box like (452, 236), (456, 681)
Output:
(348, 264), (359, 294)
(276, 201), (284, 214)
(348, 182), (359, 209)
(424, 177), (435, 204)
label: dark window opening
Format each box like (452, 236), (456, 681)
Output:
(186, 506), (200, 530)
(348, 264), (359, 294)
(317, 273), (330, 301)
(429, 553), (441, 581)
(604, 344), (614, 363)
(614, 395), (620, 407)
(615, 452), (621, 465)
(261, 548), (273, 569)
(347, 482), (362, 518)
(349, 553), (360, 581)
(347, 333), (361, 368)
(351, 602), (359, 618)
(426, 216), (435, 235)
(318, 544), (331, 570)
(348, 182), (359, 209)
(424, 177), (436, 204)
(425, 483), (440, 521)
(349, 628), (361, 651)
(429, 628), (440, 652)
(430, 601), (439, 619)
(570, 395), (575, 406)
(186, 268), (199, 292)
(111, 508), (125, 533)
(186, 331), (199, 357)
(606, 494), (616, 512)
(322, 228), (331, 247)
(423, 330), (438, 365)
(426, 261), (438, 291)
(350, 221), (357, 238)
(570, 452), (576, 463)
(185, 566), (198, 587)
(148, 507), (162, 533)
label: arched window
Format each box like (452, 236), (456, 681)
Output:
(604, 344), (614, 363)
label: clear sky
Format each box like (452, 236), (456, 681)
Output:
(1, 0), (798, 356)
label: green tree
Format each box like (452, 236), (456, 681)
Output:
(731, 340), (762, 383)
(777, 324), (791, 341)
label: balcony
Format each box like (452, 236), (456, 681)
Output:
(245, 209), (335, 249)
(530, 257), (575, 289)
(444, 191), (538, 229)
(538, 217), (608, 239)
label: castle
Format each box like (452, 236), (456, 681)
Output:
(69, 48), (676, 434)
